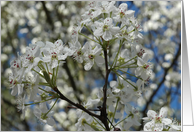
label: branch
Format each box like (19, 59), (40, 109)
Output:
(53, 87), (100, 119)
(101, 49), (111, 131)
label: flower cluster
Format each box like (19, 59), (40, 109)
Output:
(6, 1), (180, 131)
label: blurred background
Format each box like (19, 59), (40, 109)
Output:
(1, 1), (181, 131)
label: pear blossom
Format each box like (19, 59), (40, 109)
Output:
(75, 98), (100, 131)
(124, 104), (141, 130)
(135, 53), (152, 80)
(25, 74), (40, 101)
(10, 53), (25, 78)
(35, 86), (52, 105)
(97, 88), (116, 106)
(113, 49), (135, 72)
(94, 1), (117, 16)
(94, 18), (120, 41)
(41, 40), (68, 69)
(142, 107), (172, 131)
(8, 71), (23, 96)
(113, 3), (135, 23)
(69, 40), (88, 63)
(110, 76), (130, 94)
(83, 42), (104, 70)
(22, 45), (41, 73)
(128, 17), (143, 39)
(168, 120), (181, 131)
(33, 106), (55, 126)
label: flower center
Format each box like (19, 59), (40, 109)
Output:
(120, 11), (125, 18)
(117, 82), (124, 90)
(143, 64), (149, 69)
(40, 93), (48, 101)
(26, 56), (35, 63)
(51, 52), (57, 59)
(137, 49), (145, 57)
(77, 50), (82, 56)
(122, 30), (128, 36)
(118, 57), (125, 65)
(88, 54), (94, 59)
(155, 116), (162, 123)
(103, 25), (109, 32)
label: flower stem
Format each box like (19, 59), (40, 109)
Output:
(24, 97), (55, 106)
(111, 98), (119, 123)
(32, 68), (44, 78)
(118, 69), (143, 80)
(45, 98), (59, 116)
(91, 116), (106, 130)
(78, 32), (99, 43)
(114, 114), (132, 127)
(111, 40), (123, 69)
(113, 71), (138, 90)
(38, 87), (50, 93)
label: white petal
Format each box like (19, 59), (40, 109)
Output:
(137, 57), (145, 66)
(11, 88), (18, 96)
(34, 57), (41, 66)
(33, 107), (41, 118)
(124, 121), (132, 130)
(135, 67), (143, 76)
(46, 41), (54, 47)
(84, 61), (93, 71)
(121, 49), (129, 58)
(159, 107), (168, 118)
(133, 116), (141, 126)
(18, 84), (23, 95)
(170, 125), (181, 130)
(147, 110), (157, 119)
(95, 56), (104, 65)
(142, 117), (150, 122)
(36, 41), (45, 47)
(42, 56), (51, 62)
(125, 10), (135, 17)
(110, 27), (120, 35)
(51, 60), (59, 69)
(162, 118), (172, 125)
(125, 104), (132, 114)
(113, 15), (120, 22)
(136, 79), (142, 88)
(138, 33), (143, 39)
(58, 54), (68, 60)
(103, 31), (112, 41)
(141, 70), (148, 80)
(104, 18), (113, 25)
(47, 118), (55, 126)
(94, 28), (103, 37)
(34, 47), (40, 57)
(93, 47), (102, 56)
(47, 111), (54, 117)
(154, 123), (163, 131)
(144, 121), (154, 131)
(142, 53), (150, 62)
(110, 81), (117, 87)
